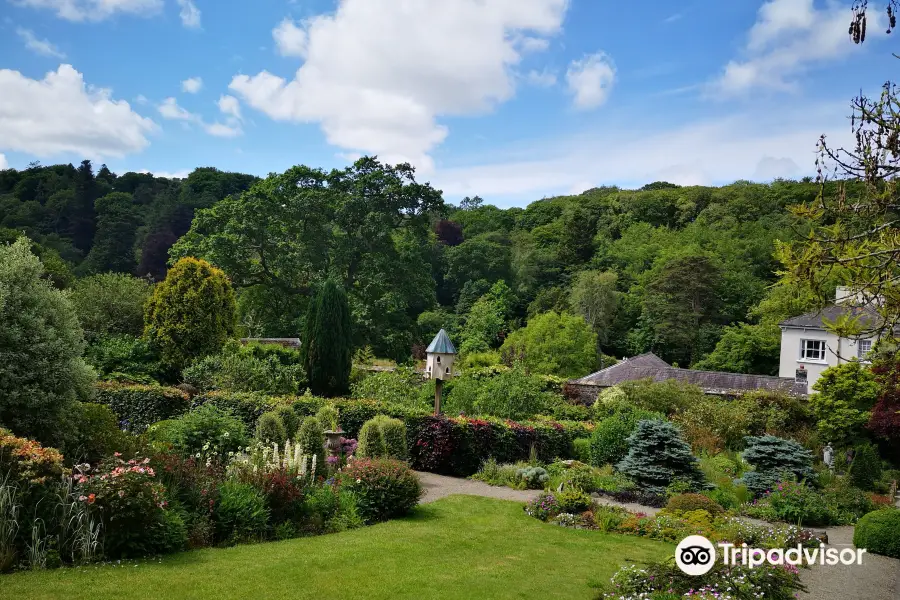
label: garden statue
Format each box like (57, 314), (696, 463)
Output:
(823, 443), (834, 471)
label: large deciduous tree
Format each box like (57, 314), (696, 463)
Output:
(569, 270), (620, 347)
(0, 238), (94, 447)
(499, 311), (597, 378)
(171, 157), (443, 359)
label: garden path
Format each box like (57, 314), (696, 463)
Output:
(415, 471), (900, 600)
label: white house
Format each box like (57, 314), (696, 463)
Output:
(778, 287), (880, 393)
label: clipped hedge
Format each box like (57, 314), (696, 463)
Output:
(92, 382), (190, 432)
(93, 384), (591, 474)
(853, 509), (900, 558)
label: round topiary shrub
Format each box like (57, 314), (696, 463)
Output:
(853, 509), (900, 558)
(297, 416), (325, 466)
(377, 416), (407, 460)
(665, 493), (725, 517)
(276, 404), (300, 440)
(315, 404), (340, 432)
(256, 411), (287, 446)
(357, 417), (386, 458)
(339, 458), (422, 523)
(849, 444), (882, 491)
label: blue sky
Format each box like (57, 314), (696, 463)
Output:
(0, 0), (896, 206)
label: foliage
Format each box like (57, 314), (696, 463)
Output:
(515, 466), (549, 489)
(84, 334), (162, 384)
(868, 345), (900, 443)
(0, 238), (95, 447)
(303, 280), (352, 397)
(849, 443), (882, 490)
(66, 402), (132, 465)
(94, 383), (190, 432)
(616, 420), (707, 495)
(0, 428), (64, 486)
(499, 311), (597, 378)
(150, 405), (249, 456)
(665, 493), (725, 517)
(213, 481), (269, 545)
(853, 509), (900, 559)
(144, 257), (237, 375)
(182, 341), (306, 395)
(338, 458), (422, 523)
(444, 364), (564, 420)
(524, 492), (560, 521)
(590, 406), (663, 466)
(356, 415), (406, 460)
(315, 404), (340, 432)
(741, 435), (815, 497)
(275, 405), (300, 440)
(255, 412), (287, 446)
(694, 322), (782, 375)
(351, 367), (426, 409)
(458, 280), (514, 353)
(745, 479), (875, 526)
(810, 361), (879, 446)
(296, 416), (325, 467)
(555, 488), (593, 513)
(569, 270), (620, 346)
(70, 273), (152, 340)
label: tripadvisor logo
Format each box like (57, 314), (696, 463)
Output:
(675, 535), (867, 575)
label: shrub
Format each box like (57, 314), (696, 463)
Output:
(744, 480), (831, 526)
(84, 335), (162, 384)
(556, 488), (593, 513)
(0, 238), (95, 447)
(149, 405), (249, 456)
(498, 311), (598, 378)
(70, 273), (152, 340)
(93, 382), (190, 432)
(79, 455), (173, 558)
(853, 509), (900, 558)
(590, 407), (663, 467)
(255, 411), (287, 446)
(182, 341), (306, 395)
(741, 435), (814, 497)
(515, 466), (549, 489)
(616, 420), (707, 495)
(275, 405), (300, 440)
(810, 361), (879, 447)
(524, 492), (560, 521)
(339, 458), (422, 523)
(444, 364), (564, 420)
(665, 493), (725, 517)
(297, 416), (325, 467)
(356, 415), (407, 460)
(573, 438), (591, 463)
(315, 404), (340, 432)
(351, 367), (427, 408)
(213, 481), (269, 544)
(357, 418), (385, 459)
(0, 428), (64, 486)
(849, 444), (882, 491)
(144, 257), (236, 375)
(614, 378), (705, 417)
(66, 402), (132, 465)
(303, 279), (352, 397)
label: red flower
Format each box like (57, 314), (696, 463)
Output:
(87, 493), (96, 504)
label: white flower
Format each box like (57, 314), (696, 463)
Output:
(356, 478), (361, 484)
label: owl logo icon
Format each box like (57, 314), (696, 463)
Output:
(676, 535), (717, 575)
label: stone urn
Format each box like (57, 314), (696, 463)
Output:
(324, 430), (344, 458)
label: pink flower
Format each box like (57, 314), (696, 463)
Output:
(118, 490), (125, 498)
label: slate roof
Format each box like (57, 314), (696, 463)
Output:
(572, 352), (806, 396)
(779, 304), (883, 330)
(426, 329), (456, 354)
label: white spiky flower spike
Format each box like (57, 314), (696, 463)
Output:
(311, 454), (317, 480)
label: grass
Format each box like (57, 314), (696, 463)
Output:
(3, 496), (673, 600)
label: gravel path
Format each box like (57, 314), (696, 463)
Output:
(415, 471), (900, 600)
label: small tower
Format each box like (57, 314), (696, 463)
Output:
(425, 328), (456, 381)
(425, 329), (456, 415)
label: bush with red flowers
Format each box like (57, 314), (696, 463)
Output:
(339, 458), (422, 523)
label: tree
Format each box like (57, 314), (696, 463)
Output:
(499, 311), (597, 378)
(144, 257), (236, 374)
(810, 361), (880, 446)
(0, 238), (94, 446)
(641, 252), (721, 366)
(868, 342), (900, 444)
(777, 1), (900, 337)
(569, 270), (620, 347)
(740, 435), (815, 497)
(693, 323), (782, 375)
(303, 280), (352, 397)
(615, 420), (707, 495)
(70, 273), (153, 340)
(81, 192), (140, 274)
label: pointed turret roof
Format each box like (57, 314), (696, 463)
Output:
(426, 329), (456, 354)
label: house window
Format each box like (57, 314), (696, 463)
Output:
(800, 339), (826, 362)
(858, 339), (873, 360)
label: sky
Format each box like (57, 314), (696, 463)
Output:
(0, 0), (897, 206)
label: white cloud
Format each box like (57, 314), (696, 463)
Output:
(273, 17), (308, 57)
(16, 27), (65, 58)
(429, 101), (850, 204)
(158, 97), (196, 121)
(0, 154), (7, 170)
(0, 64), (156, 158)
(231, 0), (569, 171)
(138, 168), (191, 179)
(13, 0), (163, 22)
(218, 94), (242, 120)
(134, 94), (149, 105)
(525, 68), (557, 87)
(176, 0), (201, 29)
(713, 0), (878, 95)
(181, 77), (203, 93)
(157, 96), (243, 137)
(565, 52), (616, 109)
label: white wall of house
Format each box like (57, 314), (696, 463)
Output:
(779, 327), (875, 393)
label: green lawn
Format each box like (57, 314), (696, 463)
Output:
(3, 496), (673, 600)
